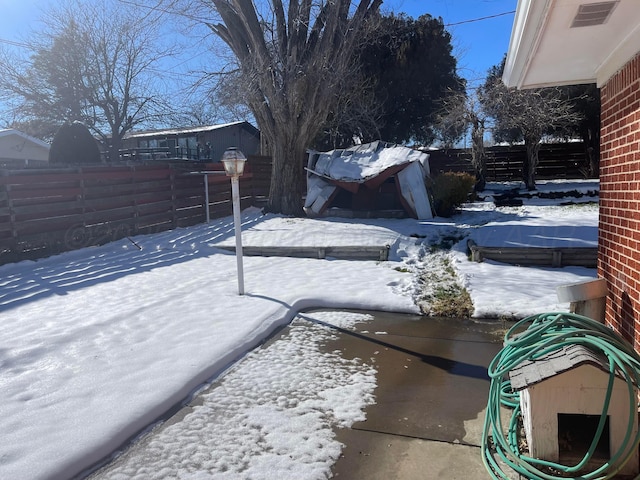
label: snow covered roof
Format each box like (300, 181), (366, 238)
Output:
(123, 121), (258, 139)
(304, 141), (433, 220)
(308, 141), (429, 182)
(0, 129), (50, 149)
(0, 129), (50, 163)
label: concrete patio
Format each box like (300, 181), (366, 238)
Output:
(86, 311), (506, 479)
(322, 311), (504, 479)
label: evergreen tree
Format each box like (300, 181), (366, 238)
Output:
(325, 14), (465, 146)
(48, 122), (101, 165)
(358, 13), (464, 145)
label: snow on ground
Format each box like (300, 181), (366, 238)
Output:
(0, 179), (599, 479)
(90, 311), (377, 480)
(450, 179), (599, 318)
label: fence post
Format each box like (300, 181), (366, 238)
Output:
(170, 166), (178, 228)
(2, 175), (17, 251)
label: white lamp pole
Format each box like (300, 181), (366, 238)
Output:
(221, 147), (247, 295)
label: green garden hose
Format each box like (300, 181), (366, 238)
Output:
(482, 312), (640, 480)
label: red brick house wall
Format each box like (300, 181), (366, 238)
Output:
(599, 52), (640, 350)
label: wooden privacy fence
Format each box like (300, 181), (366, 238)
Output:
(0, 156), (272, 265)
(428, 142), (591, 180)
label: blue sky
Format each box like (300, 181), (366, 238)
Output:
(0, 0), (516, 84)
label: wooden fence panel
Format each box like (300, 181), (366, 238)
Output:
(428, 142), (590, 181)
(0, 161), (269, 264)
(248, 155), (272, 204)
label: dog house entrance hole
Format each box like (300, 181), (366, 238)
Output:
(558, 413), (610, 464)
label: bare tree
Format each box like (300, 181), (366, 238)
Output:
(436, 89), (488, 191)
(479, 59), (582, 190)
(206, 0), (383, 215)
(0, 0), (175, 161)
(312, 74), (383, 151)
(558, 83), (600, 178)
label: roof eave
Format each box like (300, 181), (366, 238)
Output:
(596, 20), (640, 86)
(502, 0), (553, 89)
(504, 0), (640, 89)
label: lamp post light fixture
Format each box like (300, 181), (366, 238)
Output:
(221, 147), (247, 295)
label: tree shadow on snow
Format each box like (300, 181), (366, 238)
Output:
(0, 213), (270, 311)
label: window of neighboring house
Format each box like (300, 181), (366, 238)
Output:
(136, 139), (162, 159)
(177, 136), (197, 159)
(138, 139), (160, 148)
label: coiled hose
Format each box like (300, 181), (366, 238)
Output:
(482, 312), (640, 479)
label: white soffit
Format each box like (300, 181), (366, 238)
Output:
(503, 0), (640, 88)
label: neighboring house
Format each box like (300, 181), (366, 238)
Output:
(0, 129), (50, 168)
(119, 121), (261, 162)
(503, 0), (640, 350)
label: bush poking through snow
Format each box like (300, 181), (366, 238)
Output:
(429, 171), (476, 217)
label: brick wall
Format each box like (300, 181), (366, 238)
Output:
(599, 52), (640, 350)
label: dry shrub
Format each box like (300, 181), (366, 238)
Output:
(429, 171), (475, 217)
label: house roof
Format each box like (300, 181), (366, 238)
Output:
(503, 0), (640, 88)
(0, 129), (50, 149)
(123, 121), (259, 139)
(509, 343), (631, 391)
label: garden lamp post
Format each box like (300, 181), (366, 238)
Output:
(221, 147), (247, 295)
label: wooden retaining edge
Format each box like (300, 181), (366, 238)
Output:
(467, 239), (597, 268)
(216, 245), (390, 261)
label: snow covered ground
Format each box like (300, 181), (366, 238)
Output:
(0, 179), (599, 479)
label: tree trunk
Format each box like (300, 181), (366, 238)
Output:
(109, 134), (123, 163)
(266, 139), (306, 216)
(586, 147), (598, 178)
(582, 126), (600, 177)
(471, 123), (487, 191)
(523, 138), (541, 190)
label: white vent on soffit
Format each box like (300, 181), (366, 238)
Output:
(570, 1), (619, 28)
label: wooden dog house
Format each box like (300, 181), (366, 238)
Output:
(509, 344), (639, 476)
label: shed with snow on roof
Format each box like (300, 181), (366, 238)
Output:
(304, 141), (433, 219)
(0, 129), (50, 168)
(509, 344), (638, 476)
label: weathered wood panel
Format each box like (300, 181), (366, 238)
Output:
(0, 162), (263, 264)
(216, 245), (390, 261)
(467, 239), (597, 268)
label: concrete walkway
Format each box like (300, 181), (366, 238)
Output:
(322, 312), (504, 479)
(86, 311), (506, 480)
